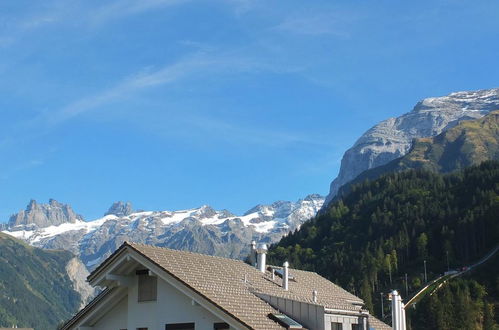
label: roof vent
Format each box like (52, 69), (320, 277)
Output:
(250, 241), (257, 267)
(283, 261), (289, 291)
(256, 243), (268, 273)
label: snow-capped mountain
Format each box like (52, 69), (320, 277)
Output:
(8, 198), (83, 229)
(323, 87), (499, 206)
(3, 195), (324, 270)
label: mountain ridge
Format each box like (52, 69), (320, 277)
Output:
(3, 194), (324, 269)
(334, 110), (499, 199)
(324, 87), (499, 207)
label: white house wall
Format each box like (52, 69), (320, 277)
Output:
(256, 293), (325, 330)
(324, 314), (362, 330)
(127, 274), (228, 329)
(92, 296), (128, 330)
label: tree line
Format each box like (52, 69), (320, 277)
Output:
(268, 161), (499, 329)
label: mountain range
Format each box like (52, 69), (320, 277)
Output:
(1, 86), (498, 328)
(3, 194), (324, 270)
(324, 87), (499, 206)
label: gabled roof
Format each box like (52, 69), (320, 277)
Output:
(75, 242), (390, 330)
(60, 288), (114, 330)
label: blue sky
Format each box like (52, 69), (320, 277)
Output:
(1, 0), (498, 221)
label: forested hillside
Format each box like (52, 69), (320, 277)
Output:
(0, 232), (82, 330)
(268, 161), (499, 329)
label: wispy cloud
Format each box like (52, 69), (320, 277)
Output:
(177, 113), (335, 148)
(89, 0), (190, 25)
(0, 158), (46, 181)
(273, 11), (361, 38)
(36, 48), (323, 149)
(48, 50), (273, 124)
(0, 0), (190, 46)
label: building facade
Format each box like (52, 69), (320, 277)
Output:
(62, 242), (390, 330)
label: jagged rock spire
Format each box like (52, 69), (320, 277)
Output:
(8, 199), (83, 229)
(104, 201), (133, 217)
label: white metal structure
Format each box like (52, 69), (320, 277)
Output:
(256, 243), (268, 273)
(390, 290), (406, 330)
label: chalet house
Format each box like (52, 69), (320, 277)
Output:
(62, 242), (390, 330)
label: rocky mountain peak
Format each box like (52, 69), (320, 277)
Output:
(104, 201), (133, 217)
(192, 205), (217, 218)
(8, 199), (84, 230)
(323, 87), (499, 206)
(303, 194), (324, 202)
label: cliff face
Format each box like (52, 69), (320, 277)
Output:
(335, 110), (499, 197)
(65, 257), (96, 309)
(324, 88), (499, 205)
(7, 199), (83, 229)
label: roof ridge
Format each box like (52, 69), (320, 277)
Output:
(126, 241), (251, 263)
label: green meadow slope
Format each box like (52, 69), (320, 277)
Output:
(0, 232), (81, 330)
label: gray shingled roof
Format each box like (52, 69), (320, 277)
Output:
(125, 242), (375, 329)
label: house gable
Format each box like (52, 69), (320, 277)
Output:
(63, 242), (391, 330)
(63, 244), (253, 330)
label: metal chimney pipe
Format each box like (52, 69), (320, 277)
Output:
(283, 261), (289, 290)
(391, 290), (406, 330)
(312, 290), (317, 303)
(256, 243), (268, 273)
(401, 302), (406, 330)
(250, 241), (257, 267)
(391, 290), (399, 330)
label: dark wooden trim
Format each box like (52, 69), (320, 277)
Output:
(214, 322), (230, 329)
(165, 323), (195, 330)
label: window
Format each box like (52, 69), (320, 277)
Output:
(331, 322), (343, 330)
(165, 323), (195, 330)
(137, 270), (157, 302)
(352, 324), (361, 330)
(269, 314), (303, 329)
(214, 323), (229, 329)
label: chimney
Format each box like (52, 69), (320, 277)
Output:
(256, 243), (268, 272)
(250, 241), (257, 267)
(283, 261), (289, 290)
(312, 290), (317, 303)
(391, 290), (406, 330)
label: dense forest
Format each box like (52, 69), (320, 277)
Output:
(0, 232), (82, 330)
(268, 161), (499, 329)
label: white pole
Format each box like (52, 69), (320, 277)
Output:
(391, 290), (399, 330)
(401, 302), (406, 330)
(424, 260), (427, 283)
(380, 292), (384, 320)
(283, 261), (289, 290)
